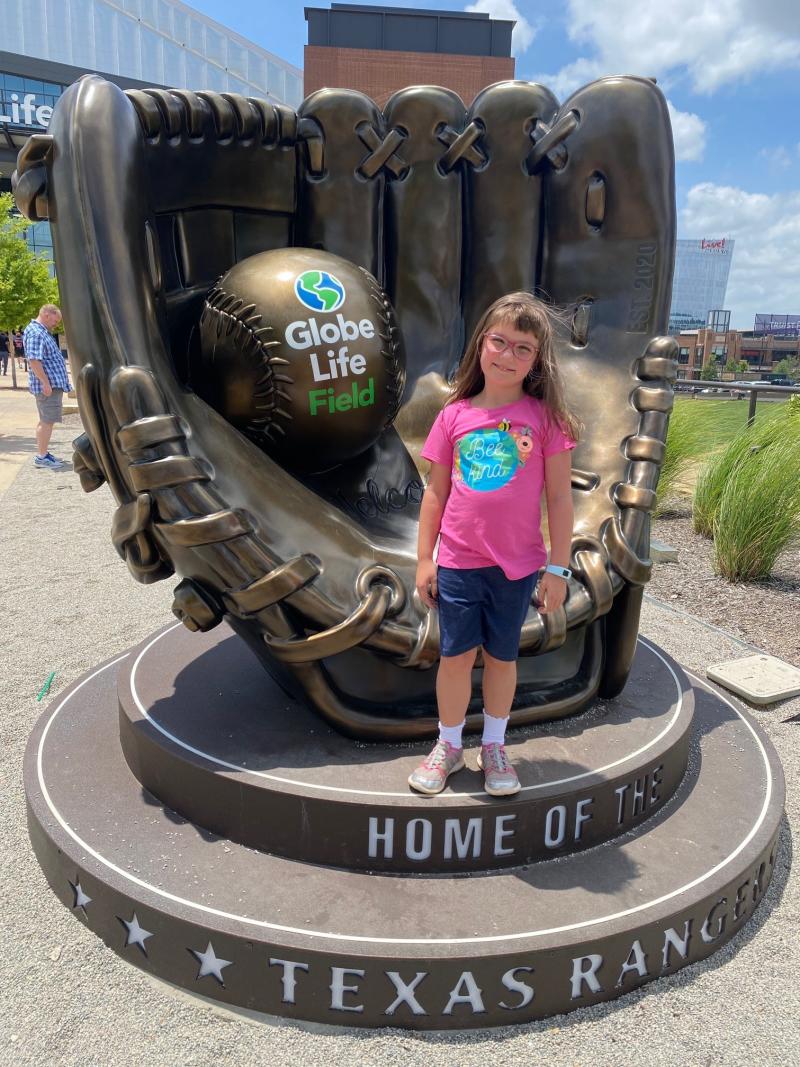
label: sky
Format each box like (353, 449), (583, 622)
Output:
(186, 0), (800, 329)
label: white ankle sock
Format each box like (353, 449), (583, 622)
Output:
(482, 710), (509, 746)
(438, 721), (465, 749)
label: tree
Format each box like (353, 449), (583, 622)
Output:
(0, 192), (60, 388)
(723, 359), (748, 379)
(773, 357), (800, 380)
(700, 363), (718, 381)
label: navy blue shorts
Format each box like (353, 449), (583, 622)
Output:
(437, 565), (537, 661)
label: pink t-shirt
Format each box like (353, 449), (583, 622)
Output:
(421, 395), (575, 579)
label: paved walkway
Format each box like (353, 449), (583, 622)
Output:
(1, 411), (797, 1066)
(0, 374), (38, 496)
(0, 374), (77, 496)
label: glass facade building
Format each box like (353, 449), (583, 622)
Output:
(2, 0), (302, 108)
(668, 238), (735, 334)
(1, 0), (302, 273)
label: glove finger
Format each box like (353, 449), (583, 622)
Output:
(539, 77), (676, 554)
(295, 89), (385, 280)
(463, 81), (559, 345)
(383, 86), (466, 389)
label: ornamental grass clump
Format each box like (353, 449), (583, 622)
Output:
(655, 401), (717, 514)
(692, 425), (759, 538)
(710, 415), (800, 582)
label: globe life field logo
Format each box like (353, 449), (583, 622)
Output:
(289, 268), (378, 417)
(295, 270), (346, 313)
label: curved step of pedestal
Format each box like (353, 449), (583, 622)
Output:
(117, 623), (693, 872)
(25, 656), (783, 1031)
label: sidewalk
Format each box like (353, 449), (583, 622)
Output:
(0, 374), (78, 496)
(1, 414), (797, 1066)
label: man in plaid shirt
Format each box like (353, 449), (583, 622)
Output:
(25, 304), (72, 470)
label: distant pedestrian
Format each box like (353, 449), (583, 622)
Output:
(12, 328), (25, 370)
(0, 329), (8, 375)
(24, 305), (71, 470)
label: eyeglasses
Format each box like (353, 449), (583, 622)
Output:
(483, 332), (539, 361)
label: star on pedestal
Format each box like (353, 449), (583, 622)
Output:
(69, 879), (91, 914)
(120, 913), (153, 955)
(191, 941), (232, 985)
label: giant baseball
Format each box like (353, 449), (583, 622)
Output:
(193, 248), (406, 473)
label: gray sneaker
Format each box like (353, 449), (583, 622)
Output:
(34, 454), (65, 470)
(408, 740), (465, 795)
(478, 743), (520, 796)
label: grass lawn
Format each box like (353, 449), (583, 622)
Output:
(674, 397), (787, 447)
(660, 397), (789, 501)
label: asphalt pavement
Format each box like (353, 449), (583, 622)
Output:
(1, 408), (798, 1067)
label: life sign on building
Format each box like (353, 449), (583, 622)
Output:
(0, 93), (54, 130)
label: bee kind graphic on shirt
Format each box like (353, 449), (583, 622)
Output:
(454, 420), (534, 492)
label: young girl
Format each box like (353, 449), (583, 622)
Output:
(410, 292), (580, 797)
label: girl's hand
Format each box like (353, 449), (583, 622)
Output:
(536, 572), (567, 614)
(416, 559), (438, 608)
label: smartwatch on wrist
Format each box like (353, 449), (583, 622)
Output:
(544, 564), (572, 580)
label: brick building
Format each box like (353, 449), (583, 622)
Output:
(304, 3), (515, 107)
(675, 325), (799, 379)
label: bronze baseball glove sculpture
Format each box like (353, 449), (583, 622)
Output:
(13, 75), (677, 738)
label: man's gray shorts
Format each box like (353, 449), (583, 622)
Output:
(35, 389), (64, 423)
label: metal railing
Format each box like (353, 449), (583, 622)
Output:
(675, 378), (800, 425)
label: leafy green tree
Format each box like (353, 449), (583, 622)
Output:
(700, 363), (718, 381)
(0, 192), (60, 388)
(723, 359), (749, 379)
(773, 357), (799, 379)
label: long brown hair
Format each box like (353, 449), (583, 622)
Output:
(449, 292), (581, 442)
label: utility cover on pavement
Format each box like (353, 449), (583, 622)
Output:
(707, 654), (800, 705)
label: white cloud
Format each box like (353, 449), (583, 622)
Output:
(532, 56), (605, 100)
(680, 182), (800, 328)
(536, 0), (800, 95)
(667, 101), (707, 162)
(464, 0), (537, 56)
(758, 145), (794, 170)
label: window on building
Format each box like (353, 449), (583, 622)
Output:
(44, 0), (70, 64)
(267, 60), (285, 100)
(162, 39), (186, 86)
(157, 0), (173, 36)
(248, 52), (267, 91)
(227, 43), (248, 79)
(189, 18), (204, 55)
(678, 347), (690, 364)
(139, 27), (164, 84)
(94, 2), (118, 74)
(205, 27), (226, 67)
(116, 22), (140, 79)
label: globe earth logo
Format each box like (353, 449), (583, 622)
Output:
(295, 270), (346, 313)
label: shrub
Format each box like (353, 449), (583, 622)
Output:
(708, 416), (800, 581)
